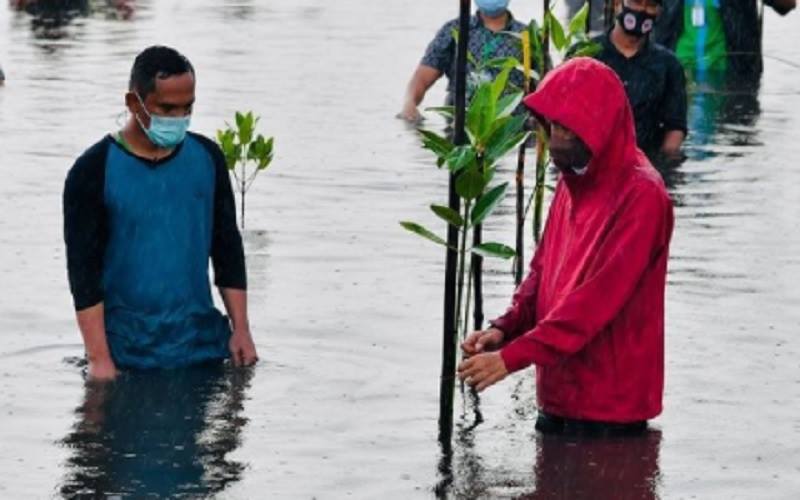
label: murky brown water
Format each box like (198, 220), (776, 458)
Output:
(1, 1), (799, 498)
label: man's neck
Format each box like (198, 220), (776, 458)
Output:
(480, 12), (509, 33)
(121, 119), (174, 160)
(610, 24), (647, 58)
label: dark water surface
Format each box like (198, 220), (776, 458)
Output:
(1, 1), (799, 498)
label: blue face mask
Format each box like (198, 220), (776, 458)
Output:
(135, 93), (191, 149)
(476, 0), (510, 17)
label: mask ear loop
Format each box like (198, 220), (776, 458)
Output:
(115, 109), (128, 129)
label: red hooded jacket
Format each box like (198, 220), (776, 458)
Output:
(492, 58), (674, 423)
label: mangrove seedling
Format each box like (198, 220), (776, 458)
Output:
(401, 64), (530, 340)
(216, 111), (274, 229)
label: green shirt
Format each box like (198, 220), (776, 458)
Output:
(676, 0), (728, 73)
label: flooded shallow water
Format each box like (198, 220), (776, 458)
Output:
(1, 1), (799, 498)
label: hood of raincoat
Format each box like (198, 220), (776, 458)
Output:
(523, 57), (644, 195)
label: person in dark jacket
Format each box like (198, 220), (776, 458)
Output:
(589, 0), (688, 160)
(458, 58), (674, 433)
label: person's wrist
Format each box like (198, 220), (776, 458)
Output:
(87, 349), (113, 364)
(232, 326), (252, 336)
(488, 325), (506, 340)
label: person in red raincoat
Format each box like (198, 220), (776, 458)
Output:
(458, 57), (674, 434)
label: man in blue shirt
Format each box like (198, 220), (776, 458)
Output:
(63, 46), (258, 380)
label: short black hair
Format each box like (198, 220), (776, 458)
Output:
(128, 45), (195, 98)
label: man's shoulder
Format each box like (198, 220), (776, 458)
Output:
(186, 132), (228, 177)
(509, 18), (528, 32)
(187, 131), (217, 149)
(187, 131), (224, 159)
(588, 33), (613, 59)
(436, 18), (461, 34)
(68, 135), (113, 177)
(647, 41), (682, 67)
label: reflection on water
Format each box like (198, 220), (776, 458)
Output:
(59, 364), (252, 498)
(10, 0), (134, 38)
(437, 409), (661, 499)
(651, 70), (761, 208)
(523, 431), (661, 500)
(684, 70), (762, 162)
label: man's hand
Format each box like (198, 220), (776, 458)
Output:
(88, 356), (118, 381)
(461, 327), (505, 356)
(229, 329), (258, 367)
(457, 352), (509, 392)
(396, 102), (423, 124)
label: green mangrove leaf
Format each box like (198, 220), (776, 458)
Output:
(483, 165), (495, 186)
(471, 182), (508, 226)
(471, 242), (516, 260)
(567, 40), (603, 59)
(425, 105), (455, 119)
(418, 129), (455, 160)
(485, 56), (517, 70)
(400, 221), (449, 247)
(528, 20), (545, 71)
(467, 83), (494, 141)
(238, 111), (255, 145)
(546, 11), (568, 52)
(455, 165), (487, 201)
(446, 145), (477, 173)
(484, 114), (527, 165)
(515, 64), (542, 82)
(490, 65), (513, 102)
(495, 91), (523, 120)
(431, 204), (465, 228)
(486, 130), (530, 166)
(568, 2), (590, 38)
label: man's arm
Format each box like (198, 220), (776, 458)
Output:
(64, 139), (116, 380)
(76, 303), (117, 379)
(398, 65), (443, 123)
(398, 21), (454, 122)
(195, 133), (258, 366)
(660, 57), (689, 157)
(220, 288), (257, 367)
(661, 130), (685, 157)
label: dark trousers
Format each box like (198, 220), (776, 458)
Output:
(535, 411), (648, 438)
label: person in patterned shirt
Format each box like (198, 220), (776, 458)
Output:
(398, 0), (528, 123)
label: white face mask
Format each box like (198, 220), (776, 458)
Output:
(571, 165), (589, 176)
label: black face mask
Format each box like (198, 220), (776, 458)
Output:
(617, 6), (657, 38)
(549, 138), (593, 175)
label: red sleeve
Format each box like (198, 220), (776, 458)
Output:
(490, 244), (543, 341)
(500, 185), (673, 373)
(489, 185), (564, 341)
